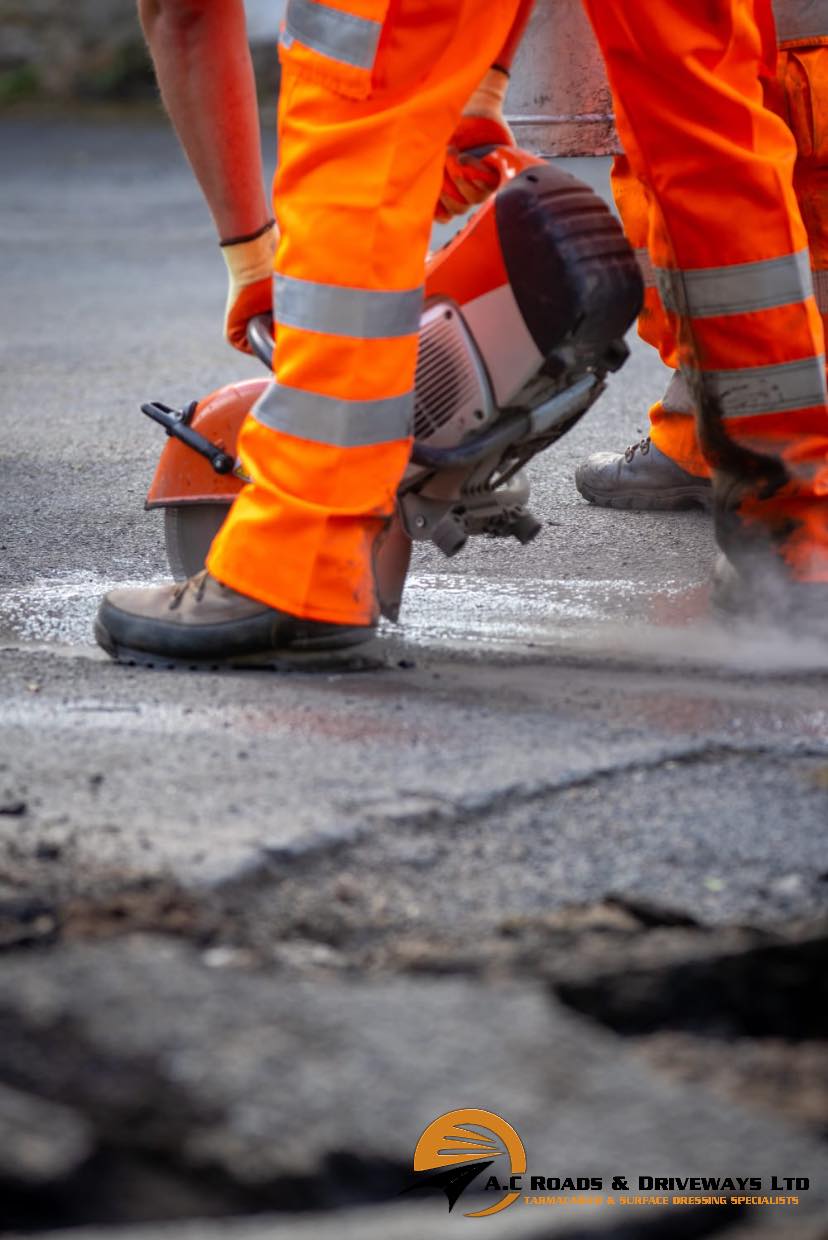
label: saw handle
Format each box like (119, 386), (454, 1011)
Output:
(141, 401), (236, 475)
(247, 314), (275, 370)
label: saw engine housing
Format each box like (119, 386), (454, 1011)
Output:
(144, 149), (643, 618)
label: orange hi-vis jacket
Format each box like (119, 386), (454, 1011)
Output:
(208, 0), (521, 625)
(613, 0), (828, 486)
(585, 0), (828, 582)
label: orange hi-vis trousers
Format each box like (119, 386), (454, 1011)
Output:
(583, 0), (828, 582)
(612, 2), (828, 484)
(208, 0), (519, 625)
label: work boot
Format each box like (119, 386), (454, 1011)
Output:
(95, 570), (376, 668)
(711, 553), (828, 639)
(575, 437), (713, 511)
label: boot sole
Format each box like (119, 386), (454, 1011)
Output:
(576, 480), (713, 512)
(94, 617), (378, 671)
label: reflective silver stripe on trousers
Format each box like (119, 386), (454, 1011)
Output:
(275, 275), (423, 339)
(635, 248), (657, 290)
(687, 355), (827, 417)
(772, 0), (828, 42)
(814, 268), (828, 314)
(283, 0), (381, 70)
(253, 381), (412, 447)
(657, 249), (813, 318)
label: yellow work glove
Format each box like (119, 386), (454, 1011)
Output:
(220, 219), (278, 354)
(436, 68), (515, 224)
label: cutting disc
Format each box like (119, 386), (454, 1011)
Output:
(164, 504), (230, 581)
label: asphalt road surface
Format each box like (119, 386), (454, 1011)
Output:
(0, 113), (826, 1240)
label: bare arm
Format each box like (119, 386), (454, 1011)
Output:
(138, 0), (270, 241)
(494, 0), (535, 73)
(461, 0), (535, 121)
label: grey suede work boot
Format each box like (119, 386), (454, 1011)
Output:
(575, 437), (712, 511)
(575, 372), (712, 512)
(95, 571), (376, 668)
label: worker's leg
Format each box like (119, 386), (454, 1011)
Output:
(582, 0), (828, 591)
(574, 142), (715, 511)
(208, 0), (520, 626)
(633, 38), (828, 486)
(611, 156), (709, 479)
(576, 135), (712, 510)
(609, 156), (676, 371)
(582, 27), (828, 508)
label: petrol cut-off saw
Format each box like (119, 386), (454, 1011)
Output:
(142, 149), (643, 620)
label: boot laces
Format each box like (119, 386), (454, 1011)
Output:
(624, 436), (651, 464)
(169, 569), (210, 611)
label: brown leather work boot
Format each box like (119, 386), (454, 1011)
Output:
(95, 570), (376, 668)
